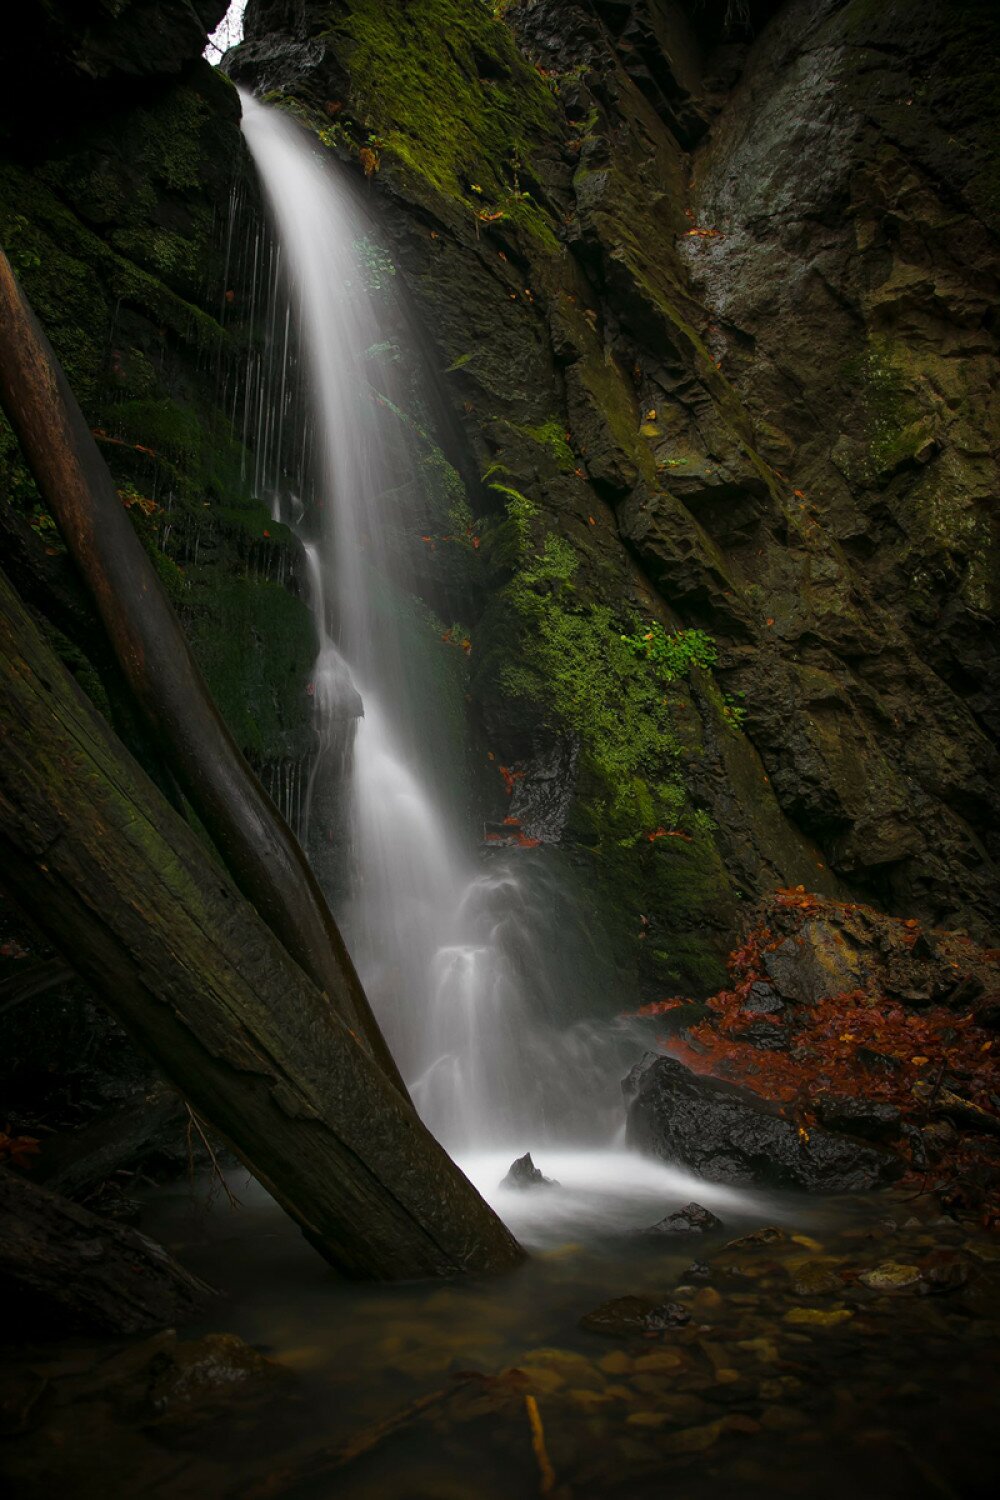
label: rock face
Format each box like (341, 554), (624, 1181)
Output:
(624, 1052), (904, 1192)
(223, 0), (998, 1003)
(2, 0), (997, 1017)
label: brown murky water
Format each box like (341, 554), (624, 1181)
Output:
(2, 1150), (998, 1498)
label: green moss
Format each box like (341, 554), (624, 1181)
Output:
(184, 578), (316, 762)
(516, 419), (576, 472)
(324, 0), (560, 216)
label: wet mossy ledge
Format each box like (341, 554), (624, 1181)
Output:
(0, 59), (316, 777)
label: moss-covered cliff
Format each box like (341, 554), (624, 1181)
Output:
(227, 0), (998, 998)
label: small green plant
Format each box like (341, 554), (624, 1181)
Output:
(620, 622), (717, 683)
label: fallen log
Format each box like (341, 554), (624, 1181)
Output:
(0, 567), (523, 1279)
(0, 1168), (214, 1335)
(34, 1085), (190, 1201)
(0, 247), (403, 1096)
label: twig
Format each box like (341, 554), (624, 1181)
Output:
(184, 1103), (241, 1210)
(525, 1393), (557, 1496)
(239, 1381), (466, 1499)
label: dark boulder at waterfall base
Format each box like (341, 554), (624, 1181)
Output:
(624, 1054), (903, 1194)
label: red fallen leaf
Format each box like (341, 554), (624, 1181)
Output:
(134, 444), (157, 458)
(0, 1130), (41, 1170)
(503, 816), (521, 827)
(263, 529), (271, 538)
(646, 827), (693, 843)
(588, 516), (596, 525)
(484, 832), (504, 843)
(904, 918), (919, 929)
(793, 488), (806, 499)
(499, 764), (525, 796)
(766, 617), (775, 627)
(515, 831), (540, 848)
(626, 997), (687, 1017)
(225, 289), (236, 304)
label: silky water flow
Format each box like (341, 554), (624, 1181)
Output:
(239, 93), (673, 1219)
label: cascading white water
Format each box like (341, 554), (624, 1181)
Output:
(239, 93), (642, 1156)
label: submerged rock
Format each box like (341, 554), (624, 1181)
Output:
(640, 1201), (722, 1236)
(580, 1296), (690, 1337)
(859, 1262), (923, 1293)
(500, 1153), (559, 1190)
(624, 1054), (903, 1193)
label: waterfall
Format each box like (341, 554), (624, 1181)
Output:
(239, 93), (635, 1153)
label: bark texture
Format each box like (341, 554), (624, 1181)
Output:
(0, 1168), (214, 1334)
(0, 247), (404, 1096)
(0, 565), (523, 1279)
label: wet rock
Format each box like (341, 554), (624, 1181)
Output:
(784, 1306), (853, 1327)
(731, 1020), (792, 1052)
(724, 1226), (787, 1249)
(685, 1260), (713, 1280)
(859, 1262), (923, 1292)
(762, 925), (862, 1005)
(922, 1255), (969, 1294)
(580, 1296), (690, 1337)
(743, 982), (786, 1016)
(624, 1054), (904, 1192)
(814, 1095), (902, 1142)
(790, 1262), (843, 1297)
(500, 1153), (559, 1190)
(145, 1333), (289, 1419)
(640, 1200), (722, 1235)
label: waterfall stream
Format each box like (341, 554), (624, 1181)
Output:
(239, 92), (639, 1158)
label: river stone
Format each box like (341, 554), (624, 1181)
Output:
(580, 1297), (690, 1337)
(624, 1054), (903, 1192)
(859, 1262), (923, 1292)
(499, 1153), (558, 1190)
(640, 1201), (722, 1235)
(724, 1226), (787, 1249)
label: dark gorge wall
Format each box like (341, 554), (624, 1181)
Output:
(229, 0), (999, 997)
(0, 1), (317, 800)
(2, 0), (997, 1017)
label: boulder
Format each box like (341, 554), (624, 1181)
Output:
(640, 1201), (722, 1235)
(580, 1296), (690, 1337)
(500, 1153), (559, 1190)
(624, 1054), (903, 1193)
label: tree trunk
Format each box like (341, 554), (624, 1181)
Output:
(0, 567), (524, 1279)
(0, 248), (404, 1097)
(0, 1168), (214, 1335)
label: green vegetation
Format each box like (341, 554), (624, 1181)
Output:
(619, 622), (718, 683)
(322, 0), (559, 219)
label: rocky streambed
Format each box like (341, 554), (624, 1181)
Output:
(2, 1168), (999, 1500)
